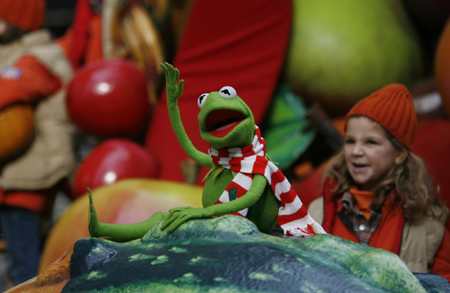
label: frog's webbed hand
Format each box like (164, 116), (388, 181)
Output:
(88, 188), (167, 242)
(161, 62), (184, 103)
(160, 62), (212, 168)
(161, 174), (267, 233)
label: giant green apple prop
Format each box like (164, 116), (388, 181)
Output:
(286, 0), (425, 117)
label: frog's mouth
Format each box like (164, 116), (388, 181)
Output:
(206, 109), (246, 138)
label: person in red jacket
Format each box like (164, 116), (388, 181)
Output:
(308, 84), (450, 282)
(0, 0), (76, 286)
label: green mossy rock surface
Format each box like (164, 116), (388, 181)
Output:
(62, 216), (448, 292)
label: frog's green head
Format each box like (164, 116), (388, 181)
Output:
(197, 86), (255, 149)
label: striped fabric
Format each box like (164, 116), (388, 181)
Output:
(209, 126), (326, 237)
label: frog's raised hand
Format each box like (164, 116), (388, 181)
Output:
(164, 62), (212, 168)
(161, 62), (184, 103)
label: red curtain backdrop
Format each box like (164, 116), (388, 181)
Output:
(146, 0), (292, 184)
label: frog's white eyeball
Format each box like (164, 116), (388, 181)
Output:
(198, 93), (209, 108)
(219, 86), (237, 99)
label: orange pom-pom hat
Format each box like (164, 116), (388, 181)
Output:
(346, 83), (417, 150)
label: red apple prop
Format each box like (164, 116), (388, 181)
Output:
(72, 139), (158, 198)
(40, 179), (203, 272)
(66, 59), (150, 138)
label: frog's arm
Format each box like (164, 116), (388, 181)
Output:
(88, 188), (166, 242)
(161, 174), (267, 233)
(161, 62), (212, 168)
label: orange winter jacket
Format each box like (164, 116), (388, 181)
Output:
(0, 56), (62, 109)
(308, 177), (450, 282)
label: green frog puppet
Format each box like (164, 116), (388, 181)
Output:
(88, 62), (325, 241)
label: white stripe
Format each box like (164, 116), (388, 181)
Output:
(278, 197), (302, 216)
(253, 143), (265, 156)
(274, 178), (291, 197)
(218, 191), (230, 203)
(240, 158), (255, 173)
(233, 173), (253, 190)
(218, 157), (232, 166)
(264, 166), (272, 185)
(238, 208), (248, 217)
(267, 161), (278, 173)
(252, 133), (259, 146)
(228, 147), (243, 157)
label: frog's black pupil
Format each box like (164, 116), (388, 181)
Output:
(199, 95), (205, 103)
(221, 89), (230, 96)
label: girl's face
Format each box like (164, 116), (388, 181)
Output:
(344, 116), (404, 191)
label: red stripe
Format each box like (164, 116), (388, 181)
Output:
(270, 168), (285, 190)
(229, 212), (245, 217)
(229, 156), (245, 167)
(307, 224), (316, 235)
(252, 158), (268, 175)
(217, 148), (230, 156)
(278, 187), (297, 204)
(278, 205), (308, 226)
(270, 170), (281, 191)
(240, 143), (255, 154)
(236, 186), (248, 198)
(226, 181), (241, 191)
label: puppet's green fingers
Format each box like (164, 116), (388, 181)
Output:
(164, 214), (191, 233)
(168, 206), (192, 215)
(160, 213), (179, 230)
(175, 79), (184, 97)
(160, 207), (191, 230)
(161, 62), (175, 82)
(160, 62), (167, 73)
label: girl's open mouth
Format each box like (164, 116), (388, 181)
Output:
(352, 163), (368, 171)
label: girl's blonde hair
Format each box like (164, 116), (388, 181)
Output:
(325, 121), (448, 223)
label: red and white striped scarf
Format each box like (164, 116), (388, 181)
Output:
(209, 126), (326, 237)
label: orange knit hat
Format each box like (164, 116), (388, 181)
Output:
(346, 83), (417, 150)
(0, 0), (45, 31)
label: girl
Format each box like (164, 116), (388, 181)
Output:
(308, 83), (450, 282)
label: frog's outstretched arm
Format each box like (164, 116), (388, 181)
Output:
(161, 62), (212, 168)
(88, 188), (166, 242)
(161, 174), (267, 233)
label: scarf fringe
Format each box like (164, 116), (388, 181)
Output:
(286, 222), (327, 237)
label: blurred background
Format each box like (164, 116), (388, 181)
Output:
(1, 0), (450, 290)
(45, 0), (77, 38)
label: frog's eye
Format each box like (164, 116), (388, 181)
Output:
(198, 93), (209, 108)
(219, 86), (237, 99)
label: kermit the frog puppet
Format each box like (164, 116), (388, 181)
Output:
(88, 63), (325, 242)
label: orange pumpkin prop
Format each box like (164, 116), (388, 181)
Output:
(0, 104), (34, 162)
